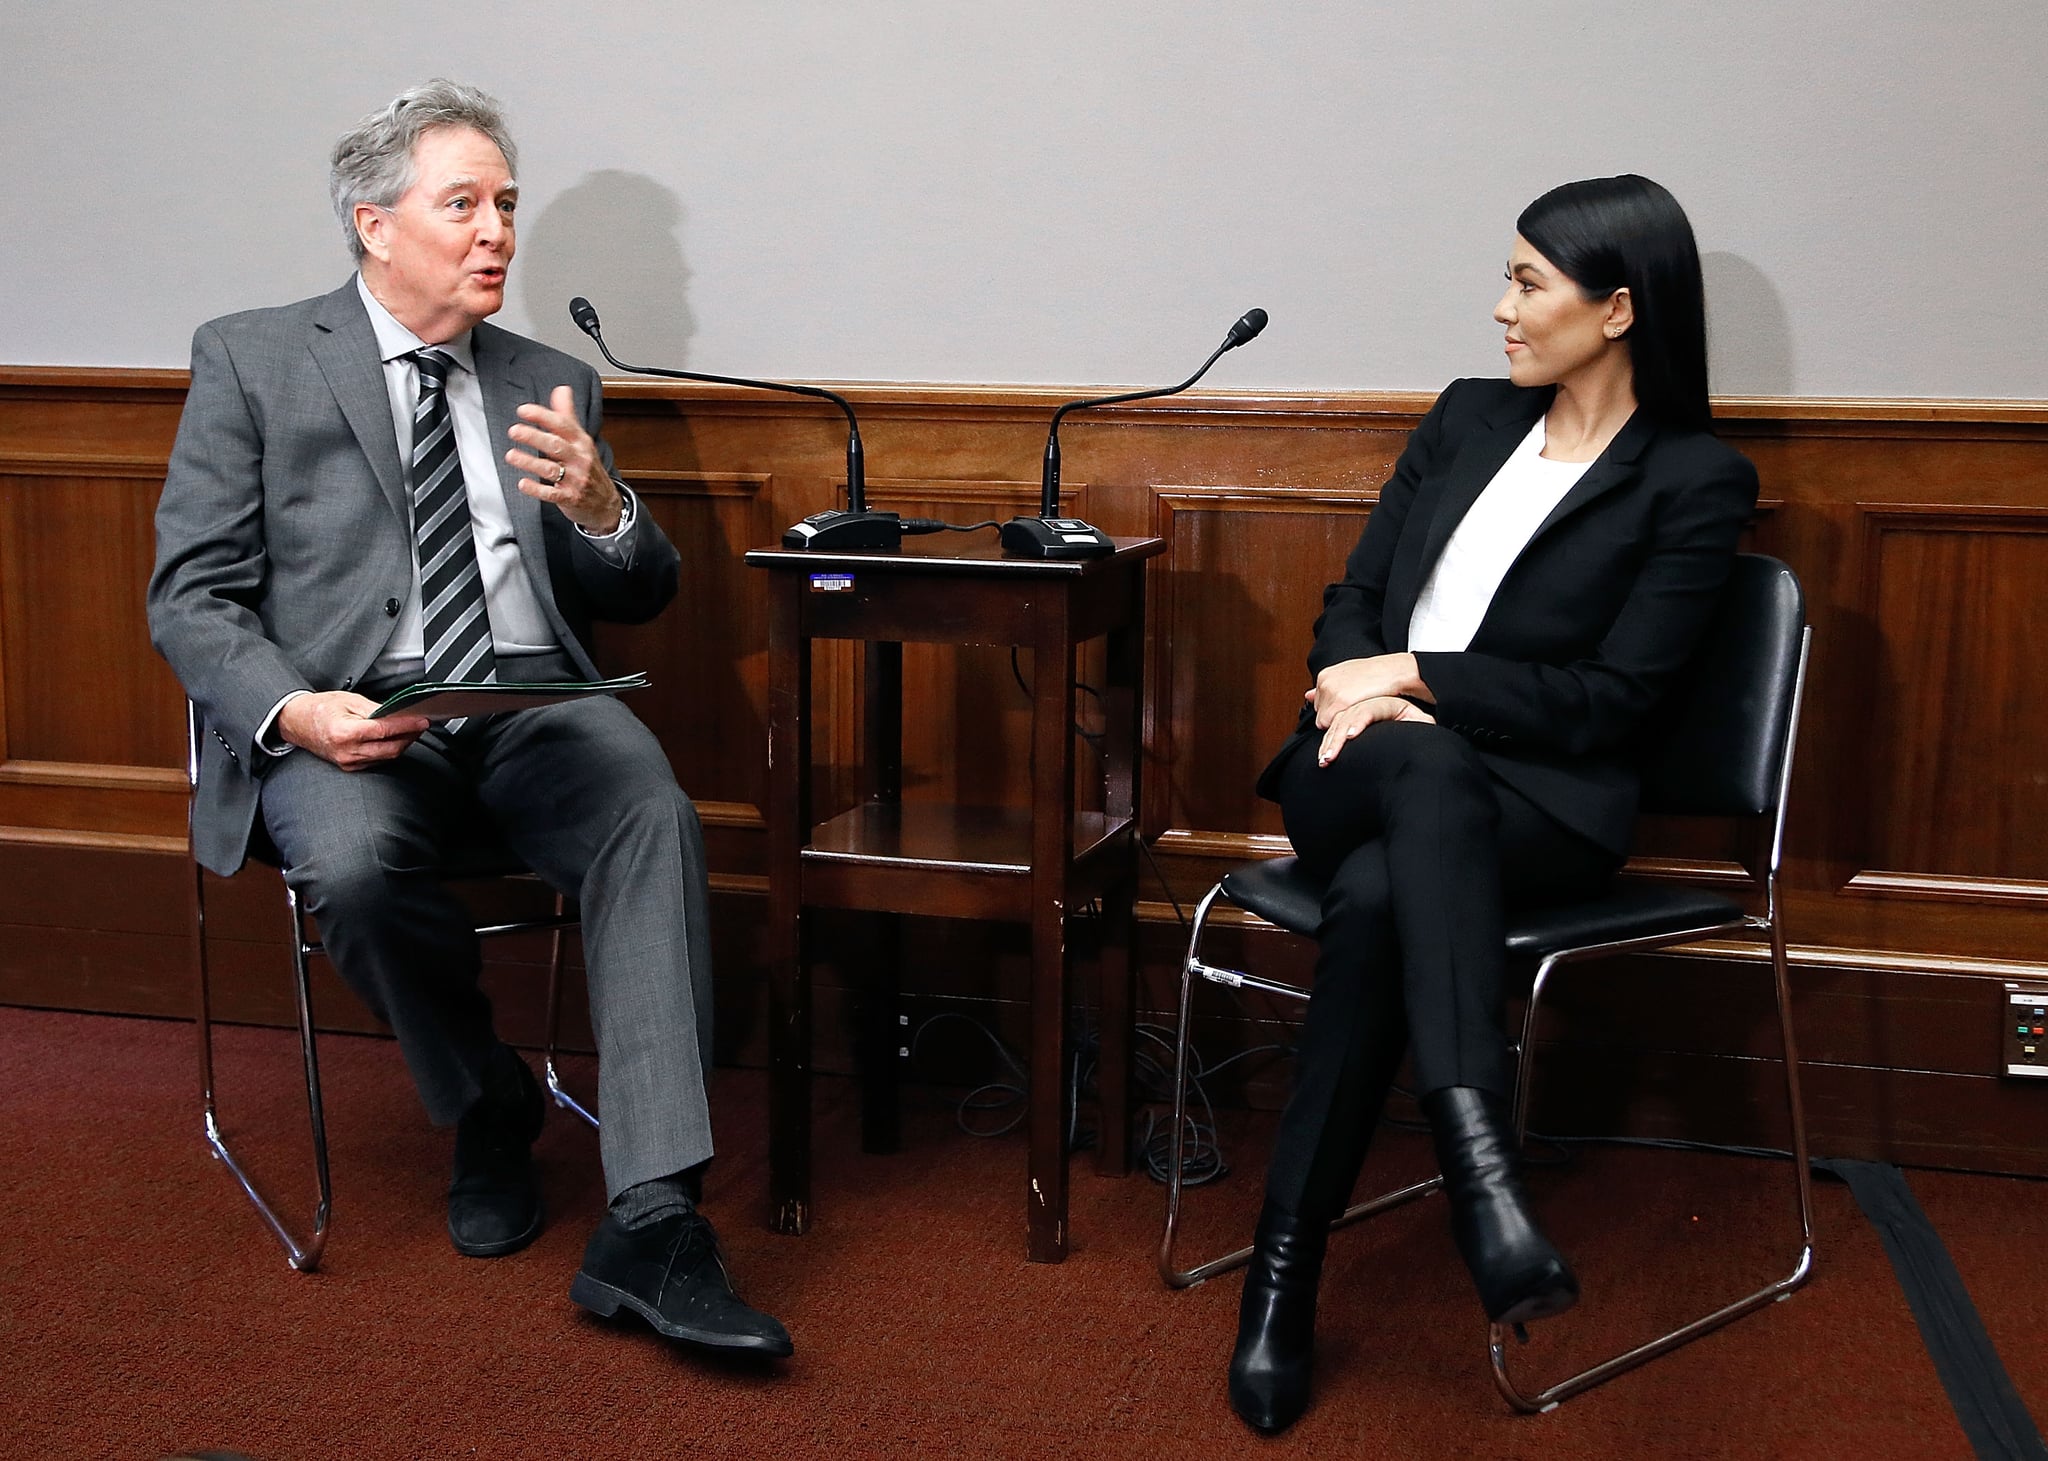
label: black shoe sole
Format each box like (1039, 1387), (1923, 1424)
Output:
(448, 1202), (544, 1258)
(1487, 1267), (1580, 1326)
(1493, 1288), (1579, 1326)
(569, 1272), (795, 1358)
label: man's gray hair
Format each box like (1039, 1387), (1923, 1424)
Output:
(329, 79), (518, 261)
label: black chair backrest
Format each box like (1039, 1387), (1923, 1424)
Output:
(1637, 554), (1806, 819)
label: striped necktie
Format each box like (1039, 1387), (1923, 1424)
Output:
(408, 348), (496, 727)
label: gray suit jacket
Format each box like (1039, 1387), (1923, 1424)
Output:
(149, 279), (681, 875)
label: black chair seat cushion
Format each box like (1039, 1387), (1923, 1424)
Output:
(1503, 883), (1745, 958)
(1219, 858), (1328, 937)
(1220, 856), (1744, 960)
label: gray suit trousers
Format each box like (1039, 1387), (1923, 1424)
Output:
(258, 690), (715, 1201)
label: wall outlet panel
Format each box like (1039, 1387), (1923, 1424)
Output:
(2004, 983), (2048, 1079)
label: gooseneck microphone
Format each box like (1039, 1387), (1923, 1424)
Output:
(1003, 308), (1269, 561)
(569, 297), (901, 551)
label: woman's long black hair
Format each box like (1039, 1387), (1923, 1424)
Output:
(1517, 175), (1713, 432)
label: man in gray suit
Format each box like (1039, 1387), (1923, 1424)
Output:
(148, 79), (789, 1359)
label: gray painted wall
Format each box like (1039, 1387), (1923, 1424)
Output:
(6, 3), (2040, 397)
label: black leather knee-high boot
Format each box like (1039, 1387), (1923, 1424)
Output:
(1423, 1086), (1578, 1324)
(1228, 1200), (1329, 1433)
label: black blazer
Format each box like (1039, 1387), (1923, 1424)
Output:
(1257, 377), (1759, 856)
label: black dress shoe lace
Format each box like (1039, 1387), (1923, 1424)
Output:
(652, 1210), (725, 1306)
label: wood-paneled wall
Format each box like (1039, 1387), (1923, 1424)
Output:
(4, 366), (2046, 1173)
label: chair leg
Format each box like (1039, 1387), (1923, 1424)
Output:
(1159, 883), (1442, 1289)
(1159, 885), (1233, 1287)
(196, 869), (332, 1273)
(1486, 931), (1816, 1413)
(542, 899), (598, 1129)
(193, 846), (596, 1270)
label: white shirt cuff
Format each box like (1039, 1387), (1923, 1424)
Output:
(575, 480), (637, 562)
(258, 689), (311, 756)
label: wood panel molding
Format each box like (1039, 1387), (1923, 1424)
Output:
(1152, 829), (1295, 858)
(0, 760), (183, 790)
(623, 470), (770, 496)
(0, 453), (176, 479)
(1851, 502), (2048, 899)
(697, 799), (766, 829)
(1841, 871), (2048, 909)
(0, 824), (184, 855)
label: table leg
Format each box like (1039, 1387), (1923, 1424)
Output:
(1027, 603), (1078, 1262)
(857, 641), (904, 1154)
(857, 910), (904, 1154)
(1095, 603), (1144, 1177)
(1026, 910), (1072, 1262)
(767, 582), (813, 1235)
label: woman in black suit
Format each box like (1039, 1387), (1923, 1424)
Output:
(1228, 175), (1759, 1434)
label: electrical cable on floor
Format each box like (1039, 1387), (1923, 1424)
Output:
(903, 1005), (1107, 1151)
(906, 1010), (1028, 1138)
(1136, 1022), (1297, 1186)
(904, 999), (1295, 1189)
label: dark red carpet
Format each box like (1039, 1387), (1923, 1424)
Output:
(2, 1006), (2042, 1459)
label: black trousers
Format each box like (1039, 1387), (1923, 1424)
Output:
(1262, 721), (1618, 1222)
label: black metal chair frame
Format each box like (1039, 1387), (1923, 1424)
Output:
(185, 702), (596, 1272)
(1158, 555), (1815, 1413)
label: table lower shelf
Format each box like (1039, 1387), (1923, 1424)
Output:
(797, 801), (1135, 920)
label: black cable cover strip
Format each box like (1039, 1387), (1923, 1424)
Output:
(1816, 1159), (2048, 1461)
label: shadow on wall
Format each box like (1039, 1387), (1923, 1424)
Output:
(1702, 251), (1794, 397)
(518, 170), (695, 365)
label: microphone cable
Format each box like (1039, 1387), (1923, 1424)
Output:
(898, 517), (1000, 536)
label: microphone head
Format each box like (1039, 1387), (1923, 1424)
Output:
(1224, 307), (1269, 350)
(568, 296), (601, 337)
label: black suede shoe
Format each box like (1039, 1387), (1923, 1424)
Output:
(1423, 1085), (1579, 1325)
(447, 1047), (545, 1258)
(1228, 1201), (1328, 1434)
(571, 1210), (794, 1358)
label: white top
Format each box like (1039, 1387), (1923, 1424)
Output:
(1406, 417), (1593, 653)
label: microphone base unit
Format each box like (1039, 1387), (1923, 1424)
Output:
(781, 509), (903, 552)
(999, 516), (1117, 561)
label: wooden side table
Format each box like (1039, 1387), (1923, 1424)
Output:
(744, 536), (1163, 1261)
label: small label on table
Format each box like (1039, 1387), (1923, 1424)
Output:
(809, 573), (855, 593)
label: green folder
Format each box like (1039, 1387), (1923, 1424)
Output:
(369, 672), (651, 722)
